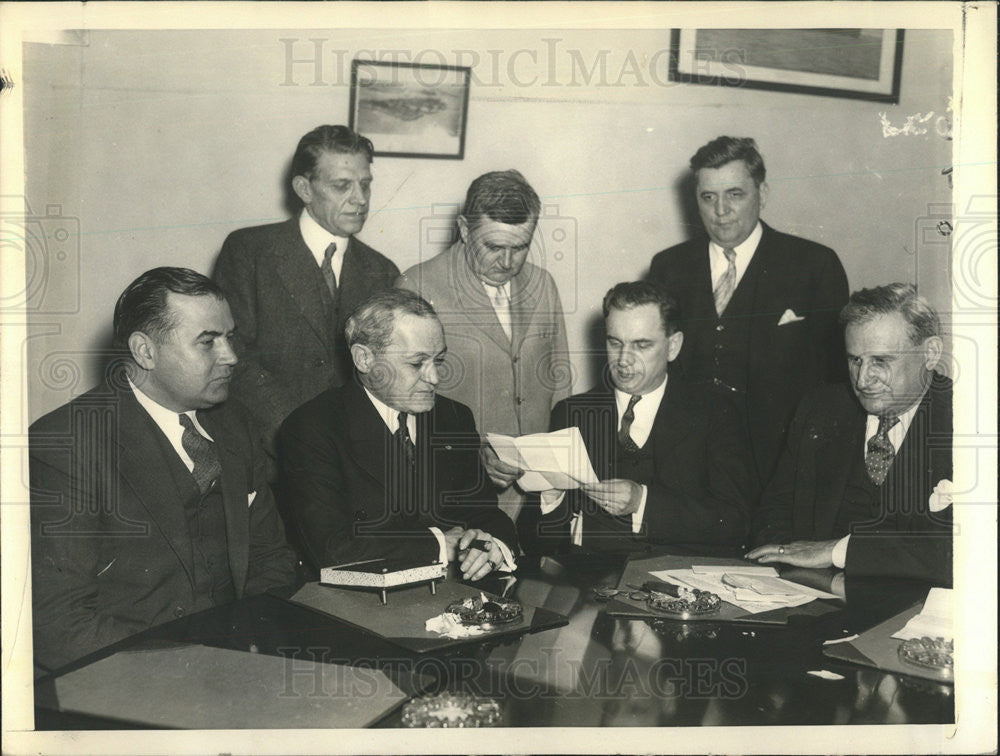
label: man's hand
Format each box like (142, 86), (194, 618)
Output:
(455, 528), (501, 582)
(443, 526), (466, 563)
(480, 445), (522, 489)
(745, 539), (840, 569)
(581, 478), (643, 517)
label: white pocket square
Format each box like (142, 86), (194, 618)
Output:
(778, 309), (805, 326)
(247, 490), (257, 508)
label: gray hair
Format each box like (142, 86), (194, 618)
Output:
(345, 289), (437, 353)
(839, 283), (941, 344)
(462, 170), (540, 229)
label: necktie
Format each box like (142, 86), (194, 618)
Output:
(179, 413), (222, 494)
(395, 411), (416, 466)
(618, 394), (642, 452)
(865, 415), (899, 485)
(713, 247), (737, 316)
(320, 242), (338, 299)
(489, 284), (512, 339)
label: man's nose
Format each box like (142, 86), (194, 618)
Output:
(218, 338), (238, 367)
(499, 249), (513, 269)
(616, 347), (633, 366)
(714, 196), (730, 216)
(348, 183), (366, 205)
(423, 361), (440, 386)
(856, 361), (878, 388)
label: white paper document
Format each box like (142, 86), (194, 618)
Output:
(891, 587), (953, 641)
(487, 428), (600, 492)
(649, 566), (838, 614)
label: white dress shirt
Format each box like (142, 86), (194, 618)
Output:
(708, 221), (763, 290)
(361, 387), (515, 571)
(481, 280), (512, 339)
(128, 377), (212, 473)
(541, 375), (669, 546)
(832, 397), (923, 567)
(300, 209), (348, 284)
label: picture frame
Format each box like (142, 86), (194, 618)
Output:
(669, 28), (905, 104)
(349, 59), (471, 159)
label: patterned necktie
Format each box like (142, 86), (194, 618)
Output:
(618, 394), (642, 452)
(320, 242), (338, 299)
(865, 415), (899, 485)
(713, 247), (737, 316)
(489, 284), (512, 339)
(395, 411), (416, 466)
(179, 413), (222, 494)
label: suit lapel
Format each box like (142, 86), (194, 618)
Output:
(272, 219), (333, 350)
(508, 266), (538, 356)
(650, 376), (696, 457)
(811, 392), (866, 537)
(115, 391), (196, 588)
(344, 381), (392, 487)
(690, 240), (717, 318)
(199, 409), (250, 596)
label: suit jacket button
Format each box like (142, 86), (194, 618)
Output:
(511, 356), (519, 363)
(716, 324), (725, 332)
(355, 510), (368, 521)
(313, 358), (326, 367)
(174, 606), (185, 618)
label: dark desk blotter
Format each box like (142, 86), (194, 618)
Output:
(604, 554), (841, 625)
(822, 602), (952, 684)
(289, 579), (567, 653)
(35, 643), (407, 729)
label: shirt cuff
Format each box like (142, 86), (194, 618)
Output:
(428, 526), (448, 564)
(832, 534), (850, 569)
(631, 485), (648, 534)
(491, 539), (517, 573)
(539, 489), (566, 515)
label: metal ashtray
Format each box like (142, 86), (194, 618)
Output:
(445, 595), (523, 628)
(645, 588), (722, 618)
(898, 636), (954, 680)
(401, 691), (502, 728)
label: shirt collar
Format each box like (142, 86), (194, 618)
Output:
(362, 385), (418, 439)
(864, 394), (923, 449)
(614, 373), (668, 414)
(709, 220), (763, 258)
(128, 377), (212, 441)
(299, 209), (349, 267)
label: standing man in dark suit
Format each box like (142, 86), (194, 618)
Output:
(214, 125), (399, 464)
(518, 282), (756, 555)
(278, 289), (517, 580)
(748, 284), (952, 584)
(30, 268), (298, 672)
(648, 137), (849, 491)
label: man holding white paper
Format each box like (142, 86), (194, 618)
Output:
(518, 282), (756, 555)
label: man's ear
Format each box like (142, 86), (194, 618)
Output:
(758, 181), (770, 211)
(666, 330), (684, 362)
(456, 215), (470, 245)
(922, 335), (944, 372)
(128, 332), (156, 370)
(291, 174), (312, 206)
(351, 343), (374, 374)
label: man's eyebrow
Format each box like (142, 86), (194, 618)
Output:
(195, 329), (224, 339)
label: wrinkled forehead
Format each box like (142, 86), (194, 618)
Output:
(383, 313), (446, 355)
(845, 313), (919, 355)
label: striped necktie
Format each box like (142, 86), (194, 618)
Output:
(713, 247), (737, 316)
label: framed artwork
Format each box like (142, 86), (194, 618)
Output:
(349, 59), (471, 159)
(669, 28), (905, 104)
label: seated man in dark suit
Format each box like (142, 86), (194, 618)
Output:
(30, 268), (298, 672)
(518, 281), (756, 555)
(214, 125), (399, 467)
(278, 289), (517, 580)
(748, 284), (953, 585)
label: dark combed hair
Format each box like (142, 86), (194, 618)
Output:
(290, 125), (375, 180)
(690, 136), (766, 186)
(112, 267), (224, 351)
(839, 283), (941, 344)
(602, 280), (682, 336)
(345, 288), (438, 353)
(462, 170), (541, 228)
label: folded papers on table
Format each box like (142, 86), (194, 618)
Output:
(651, 566), (839, 614)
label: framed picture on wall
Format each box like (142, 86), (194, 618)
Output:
(669, 28), (905, 104)
(349, 59), (471, 159)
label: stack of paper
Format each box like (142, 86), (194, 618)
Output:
(891, 587), (953, 641)
(487, 428), (599, 492)
(649, 565), (839, 614)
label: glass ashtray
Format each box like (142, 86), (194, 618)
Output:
(898, 636), (953, 680)
(445, 595), (523, 627)
(401, 691), (502, 728)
